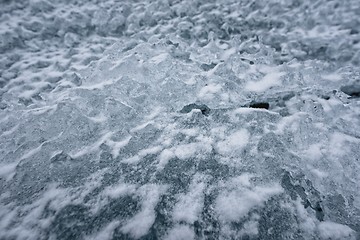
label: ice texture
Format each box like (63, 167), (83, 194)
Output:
(1, 0), (360, 239)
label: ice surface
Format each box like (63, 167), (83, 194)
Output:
(1, 0), (360, 239)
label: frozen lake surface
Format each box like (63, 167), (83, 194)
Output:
(1, 0), (360, 239)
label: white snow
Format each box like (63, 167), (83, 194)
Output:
(172, 174), (207, 224)
(121, 185), (167, 239)
(198, 83), (222, 101)
(123, 146), (163, 164)
(106, 136), (132, 159)
(0, 162), (17, 181)
(216, 129), (250, 155)
(318, 221), (356, 240)
(103, 183), (137, 199)
(304, 143), (323, 161)
(238, 214), (260, 237)
(322, 73), (342, 82)
(157, 149), (175, 170)
(88, 221), (120, 240)
(216, 175), (283, 222)
(1, 0), (360, 238)
(329, 132), (360, 157)
(245, 71), (286, 92)
(165, 225), (195, 240)
(174, 142), (211, 160)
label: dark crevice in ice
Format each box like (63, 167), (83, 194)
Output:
(281, 171), (325, 222)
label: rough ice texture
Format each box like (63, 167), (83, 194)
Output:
(1, 0), (360, 239)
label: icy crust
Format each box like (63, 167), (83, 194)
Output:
(1, 32), (360, 239)
(1, 0), (360, 103)
(1, 0), (360, 240)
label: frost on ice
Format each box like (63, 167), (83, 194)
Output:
(1, 0), (360, 239)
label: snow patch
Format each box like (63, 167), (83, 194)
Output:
(103, 183), (137, 199)
(216, 129), (250, 155)
(245, 72), (285, 92)
(318, 221), (356, 240)
(322, 73), (342, 82)
(216, 175), (283, 222)
(157, 149), (175, 170)
(165, 225), (195, 240)
(172, 174), (207, 224)
(121, 184), (167, 239)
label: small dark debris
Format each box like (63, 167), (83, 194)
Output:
(311, 201), (325, 222)
(303, 199), (311, 209)
(240, 58), (254, 65)
(166, 40), (179, 47)
(321, 95), (330, 100)
(122, 42), (138, 52)
(180, 103), (211, 116)
(70, 73), (82, 86)
(282, 92), (295, 101)
(340, 85), (360, 98)
(249, 102), (270, 109)
(200, 63), (217, 71)
(0, 102), (7, 110)
(350, 29), (359, 35)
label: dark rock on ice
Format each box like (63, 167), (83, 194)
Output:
(340, 84), (360, 98)
(0, 102), (7, 109)
(240, 58), (255, 65)
(249, 102), (270, 109)
(312, 201), (325, 222)
(180, 103), (211, 116)
(200, 63), (217, 71)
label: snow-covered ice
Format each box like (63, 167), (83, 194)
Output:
(1, 0), (360, 239)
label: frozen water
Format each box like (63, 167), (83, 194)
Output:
(1, 0), (360, 239)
